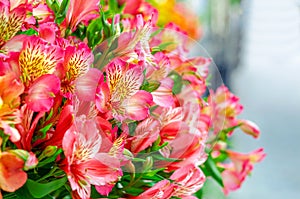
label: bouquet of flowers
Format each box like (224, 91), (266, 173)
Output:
(0, 0), (265, 198)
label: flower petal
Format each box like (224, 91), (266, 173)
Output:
(75, 68), (102, 101)
(25, 74), (60, 112)
(125, 90), (153, 121)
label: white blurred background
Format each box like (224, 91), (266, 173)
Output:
(190, 0), (300, 198)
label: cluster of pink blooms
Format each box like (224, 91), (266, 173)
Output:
(0, 0), (265, 198)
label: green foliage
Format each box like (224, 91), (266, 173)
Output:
(37, 148), (63, 168)
(140, 80), (161, 92)
(201, 155), (224, 187)
(18, 28), (38, 36)
(168, 71), (183, 94)
(46, 0), (70, 24)
(25, 177), (68, 198)
(151, 42), (176, 54)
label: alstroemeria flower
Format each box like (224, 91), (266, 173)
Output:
(96, 59), (153, 121)
(0, 0), (27, 48)
(110, 14), (153, 59)
(133, 180), (175, 199)
(220, 148), (266, 195)
(62, 115), (122, 199)
(203, 85), (244, 134)
(169, 55), (211, 98)
(0, 152), (27, 193)
(31, 3), (54, 24)
(63, 0), (99, 32)
(131, 117), (160, 153)
(153, 107), (184, 142)
(25, 74), (61, 112)
(238, 119), (261, 138)
(0, 70), (24, 142)
(61, 42), (93, 97)
(18, 36), (64, 85)
(150, 22), (188, 54)
(151, 78), (174, 107)
(157, 133), (207, 172)
(170, 164), (206, 197)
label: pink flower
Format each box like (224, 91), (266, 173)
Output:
(63, 0), (99, 32)
(110, 14), (153, 58)
(145, 52), (171, 81)
(238, 119), (261, 138)
(76, 68), (103, 102)
(205, 85), (244, 134)
(170, 164), (206, 197)
(31, 3), (54, 24)
(133, 180), (174, 199)
(151, 78), (175, 107)
(220, 148), (266, 195)
(0, 0), (27, 48)
(61, 42), (93, 96)
(152, 107), (184, 142)
(156, 133), (207, 172)
(61, 116), (122, 199)
(25, 74), (61, 112)
(96, 59), (153, 121)
(131, 117), (160, 153)
(18, 36), (64, 85)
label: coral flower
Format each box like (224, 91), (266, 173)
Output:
(220, 148), (266, 195)
(63, 0), (99, 32)
(170, 164), (206, 197)
(62, 115), (122, 199)
(0, 70), (24, 142)
(0, 152), (27, 194)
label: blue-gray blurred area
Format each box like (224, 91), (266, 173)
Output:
(189, 0), (300, 198)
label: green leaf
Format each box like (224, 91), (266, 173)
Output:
(15, 185), (36, 199)
(128, 122), (138, 136)
(143, 168), (165, 178)
(141, 80), (161, 92)
(151, 42), (175, 54)
(108, 0), (119, 14)
(152, 154), (181, 162)
(18, 28), (38, 36)
(58, 0), (70, 14)
(124, 187), (144, 196)
(168, 71), (183, 94)
(203, 155), (224, 187)
(39, 124), (52, 138)
(26, 177), (68, 198)
(37, 148), (63, 167)
(87, 17), (104, 48)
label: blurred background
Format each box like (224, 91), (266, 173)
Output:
(163, 0), (300, 198)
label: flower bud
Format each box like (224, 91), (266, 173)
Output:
(142, 156), (153, 172)
(24, 152), (38, 170)
(123, 161), (135, 174)
(239, 120), (260, 138)
(123, 148), (134, 160)
(39, 145), (58, 160)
